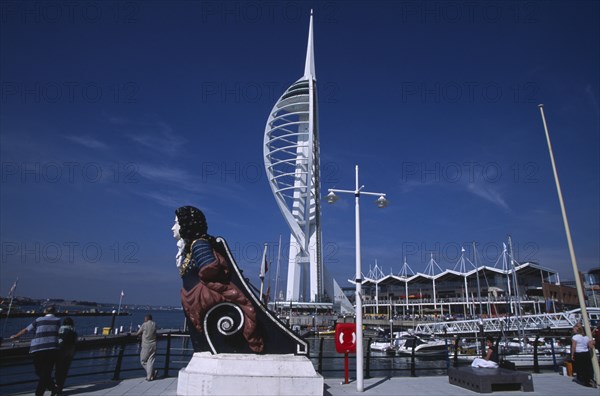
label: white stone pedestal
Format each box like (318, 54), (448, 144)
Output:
(177, 352), (324, 395)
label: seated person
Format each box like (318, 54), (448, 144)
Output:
(471, 336), (499, 368)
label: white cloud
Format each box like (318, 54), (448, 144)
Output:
(135, 163), (249, 208)
(107, 116), (186, 155)
(137, 163), (199, 189)
(126, 122), (186, 156)
(135, 190), (192, 209)
(466, 182), (510, 212)
(398, 177), (510, 212)
(63, 135), (108, 150)
(585, 84), (599, 114)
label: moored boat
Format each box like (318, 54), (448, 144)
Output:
(370, 339), (396, 354)
(395, 334), (448, 357)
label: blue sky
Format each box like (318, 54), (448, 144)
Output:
(1, 1), (598, 306)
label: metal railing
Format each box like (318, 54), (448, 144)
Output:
(414, 312), (580, 335)
(0, 333), (193, 394)
(0, 333), (564, 395)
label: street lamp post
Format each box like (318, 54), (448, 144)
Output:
(326, 164), (387, 392)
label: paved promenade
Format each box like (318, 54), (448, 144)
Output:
(19, 372), (597, 396)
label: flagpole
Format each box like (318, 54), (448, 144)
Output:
(538, 104), (599, 385)
(274, 235), (282, 303)
(2, 296), (14, 338)
(259, 243), (268, 300)
(2, 278), (18, 338)
(266, 265), (272, 305)
(117, 291), (124, 316)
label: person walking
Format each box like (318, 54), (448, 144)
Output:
(136, 314), (157, 381)
(11, 306), (61, 396)
(55, 317), (77, 395)
(571, 324), (595, 387)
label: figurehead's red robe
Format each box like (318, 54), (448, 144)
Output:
(180, 249), (264, 353)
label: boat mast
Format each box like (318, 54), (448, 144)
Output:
(473, 242), (483, 316)
(508, 235), (525, 349)
(501, 243), (514, 314)
(463, 248), (469, 318)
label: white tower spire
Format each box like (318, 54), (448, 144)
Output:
(264, 12), (322, 302)
(303, 10), (316, 80)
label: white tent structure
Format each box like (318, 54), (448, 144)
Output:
(359, 241), (561, 318)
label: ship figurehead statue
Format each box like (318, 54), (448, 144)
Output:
(173, 205), (308, 355)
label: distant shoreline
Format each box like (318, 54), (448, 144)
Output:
(1, 311), (131, 318)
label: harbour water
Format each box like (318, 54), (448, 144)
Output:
(1, 308), (573, 395)
(1, 308), (186, 339)
(0, 309), (187, 395)
(0, 309), (456, 395)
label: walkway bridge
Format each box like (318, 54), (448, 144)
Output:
(414, 308), (599, 335)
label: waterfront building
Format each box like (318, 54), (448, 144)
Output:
(586, 268), (600, 307)
(359, 253), (590, 319)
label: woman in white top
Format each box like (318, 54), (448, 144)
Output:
(571, 324), (595, 387)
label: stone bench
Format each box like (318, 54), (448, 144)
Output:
(448, 366), (534, 393)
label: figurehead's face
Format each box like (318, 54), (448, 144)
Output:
(172, 217), (181, 240)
